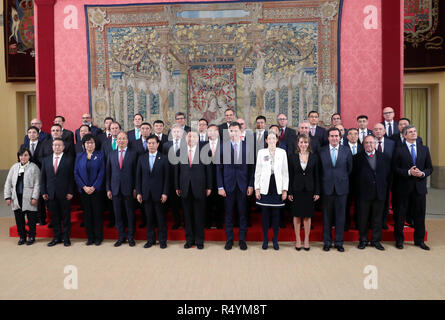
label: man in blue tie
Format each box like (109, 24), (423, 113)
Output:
(136, 135), (170, 248)
(319, 127), (353, 252)
(392, 125), (433, 250)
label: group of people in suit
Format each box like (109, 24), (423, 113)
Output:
(4, 106), (433, 252)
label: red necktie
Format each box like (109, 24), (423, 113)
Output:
(188, 149), (193, 168)
(53, 156), (59, 174)
(377, 142), (382, 153)
(119, 150), (124, 169)
(107, 133), (111, 139)
(211, 142), (216, 157)
(280, 128), (284, 140)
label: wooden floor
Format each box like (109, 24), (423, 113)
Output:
(1, 217), (445, 300)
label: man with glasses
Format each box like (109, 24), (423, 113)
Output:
(39, 124), (75, 159)
(53, 115), (75, 145)
(75, 113), (103, 143)
(276, 113), (297, 152)
(173, 112), (191, 134)
(24, 118), (50, 144)
(381, 107), (399, 138)
(308, 110), (328, 146)
(219, 108), (235, 141)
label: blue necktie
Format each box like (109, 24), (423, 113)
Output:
(410, 144), (416, 166)
(352, 145), (356, 155)
(143, 139), (147, 150)
(149, 154), (155, 172)
(136, 129), (140, 140)
(331, 147), (337, 166)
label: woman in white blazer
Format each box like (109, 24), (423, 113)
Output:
(4, 147), (40, 245)
(254, 132), (289, 250)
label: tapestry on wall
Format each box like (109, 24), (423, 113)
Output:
(86, 0), (341, 130)
(3, 0), (35, 81)
(404, 0), (445, 72)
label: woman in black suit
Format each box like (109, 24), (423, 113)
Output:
(288, 134), (320, 251)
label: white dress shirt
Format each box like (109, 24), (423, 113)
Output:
(348, 142), (358, 155)
(376, 137), (385, 152)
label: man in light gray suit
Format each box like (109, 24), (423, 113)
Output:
(319, 127), (353, 252)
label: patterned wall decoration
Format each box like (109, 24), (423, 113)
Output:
(86, 1), (341, 130)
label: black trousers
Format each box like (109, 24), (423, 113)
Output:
(14, 210), (38, 239)
(144, 199), (167, 244)
(37, 196), (47, 224)
(112, 194), (135, 240)
(181, 192), (205, 245)
(225, 185), (248, 241)
(322, 194), (347, 246)
(47, 197), (72, 241)
(357, 199), (383, 242)
(206, 190), (224, 227)
(394, 191), (426, 244)
(345, 193), (358, 229)
(261, 206), (280, 243)
(80, 191), (103, 242)
(167, 188), (182, 226)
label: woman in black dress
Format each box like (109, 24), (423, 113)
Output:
(288, 134), (320, 251)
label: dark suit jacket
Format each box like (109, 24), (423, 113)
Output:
(391, 134), (423, 148)
(288, 152), (320, 195)
(354, 151), (390, 201)
(39, 138), (75, 159)
(278, 127), (297, 152)
(216, 140), (254, 193)
(155, 134), (169, 153)
(106, 148), (137, 196)
(357, 128), (374, 145)
(136, 152), (170, 201)
(127, 128), (141, 144)
(75, 142), (84, 154)
(319, 144), (353, 196)
(309, 126), (328, 146)
(75, 125), (103, 143)
(381, 121), (399, 137)
(40, 154), (74, 199)
(21, 141), (43, 168)
(218, 123), (231, 140)
(392, 143), (433, 195)
(101, 138), (116, 163)
(24, 131), (50, 144)
(175, 143), (212, 199)
(62, 129), (75, 145)
(74, 150), (105, 192)
(131, 138), (149, 158)
(343, 141), (364, 155)
(289, 133), (321, 155)
(378, 137), (395, 161)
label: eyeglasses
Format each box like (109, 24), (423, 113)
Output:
(383, 112), (394, 115)
(176, 117), (185, 120)
(277, 118), (287, 121)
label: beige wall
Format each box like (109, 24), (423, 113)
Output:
(404, 72), (445, 167)
(0, 2), (36, 171)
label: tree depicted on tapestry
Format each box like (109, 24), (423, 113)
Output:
(86, 1), (340, 130)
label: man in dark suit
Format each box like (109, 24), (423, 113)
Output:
(343, 128), (363, 230)
(217, 122), (254, 251)
(218, 108), (235, 141)
(295, 120), (321, 154)
(276, 113), (297, 153)
(357, 115), (373, 145)
(53, 115), (75, 145)
(175, 131), (212, 249)
(254, 115), (268, 156)
(198, 118), (208, 142)
(162, 124), (185, 229)
(319, 127), (353, 252)
(39, 124), (75, 159)
(127, 113), (144, 144)
(106, 132), (138, 247)
(174, 112), (191, 134)
(382, 107), (399, 137)
(390, 118), (423, 148)
(40, 138), (74, 247)
(136, 135), (170, 249)
(330, 113), (342, 127)
(24, 118), (50, 144)
(205, 124), (224, 229)
(392, 125), (433, 250)
(308, 111), (327, 146)
(373, 123), (395, 229)
(354, 135), (390, 250)
(75, 113), (103, 143)
(153, 120), (168, 152)
(96, 117), (114, 145)
(75, 125), (91, 154)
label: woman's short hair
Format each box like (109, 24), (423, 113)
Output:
(17, 147), (31, 161)
(81, 133), (96, 148)
(266, 130), (280, 148)
(295, 134), (313, 154)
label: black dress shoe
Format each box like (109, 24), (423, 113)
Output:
(382, 224), (389, 230)
(86, 240), (94, 246)
(114, 240), (124, 247)
(358, 241), (367, 250)
(80, 221), (85, 227)
(262, 241), (268, 250)
(64, 239), (71, 247)
(372, 242), (385, 251)
(239, 240), (247, 251)
(184, 242), (193, 249)
(216, 224), (223, 229)
(138, 223), (146, 229)
(107, 222), (115, 228)
(48, 223), (53, 229)
(335, 245), (345, 252)
(94, 240), (102, 246)
(415, 242), (430, 251)
(128, 239), (136, 247)
(323, 244), (331, 252)
(18, 238), (26, 245)
(279, 223), (286, 229)
(144, 241), (154, 248)
(197, 244), (204, 250)
(273, 241), (279, 251)
(47, 239), (62, 247)
(160, 243), (167, 249)
(396, 242), (404, 249)
(26, 237), (35, 246)
(40, 221), (47, 226)
(225, 240), (233, 250)
(172, 223), (180, 230)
